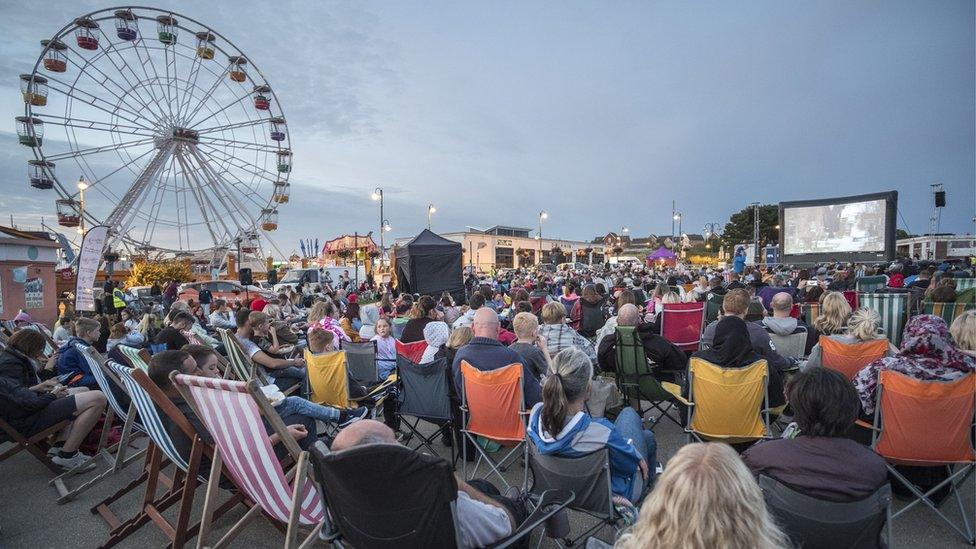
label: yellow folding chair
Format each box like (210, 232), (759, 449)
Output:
(685, 357), (773, 444)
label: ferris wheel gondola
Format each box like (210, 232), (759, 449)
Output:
(18, 6), (291, 260)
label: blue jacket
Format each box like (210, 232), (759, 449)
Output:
(733, 254), (746, 274)
(527, 403), (641, 498)
(56, 338), (96, 389)
(452, 337), (541, 407)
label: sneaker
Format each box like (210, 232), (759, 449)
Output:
(51, 452), (97, 473)
(338, 407), (369, 428)
(46, 445), (64, 457)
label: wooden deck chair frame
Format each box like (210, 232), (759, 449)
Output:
(218, 328), (302, 396)
(613, 326), (684, 430)
(684, 357), (772, 444)
(0, 415), (71, 474)
(173, 375), (326, 549)
(96, 362), (244, 549)
(49, 347), (147, 503)
(117, 344), (151, 371)
(868, 371), (975, 545)
(459, 361), (529, 492)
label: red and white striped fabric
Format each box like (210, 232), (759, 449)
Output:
(174, 374), (324, 525)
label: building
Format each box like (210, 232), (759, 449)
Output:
(0, 226), (62, 326)
(396, 226), (603, 271)
(897, 234), (976, 261)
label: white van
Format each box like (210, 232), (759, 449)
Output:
(274, 266), (367, 293)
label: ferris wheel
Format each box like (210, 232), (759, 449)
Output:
(16, 7), (291, 259)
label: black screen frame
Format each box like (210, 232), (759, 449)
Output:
(779, 191), (897, 265)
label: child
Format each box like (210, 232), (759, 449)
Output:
(507, 312), (550, 380)
(370, 317), (397, 379)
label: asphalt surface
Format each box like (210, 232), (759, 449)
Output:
(1, 410), (973, 548)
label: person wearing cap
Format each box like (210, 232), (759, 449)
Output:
(13, 311), (32, 329)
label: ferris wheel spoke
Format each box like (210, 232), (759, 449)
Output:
(185, 87), (252, 129)
(180, 62), (232, 128)
(188, 146), (264, 229)
(194, 117), (269, 135)
(34, 113), (157, 138)
(45, 76), (157, 132)
(93, 29), (173, 124)
(175, 151), (231, 247)
(163, 41), (182, 131)
(197, 135), (279, 153)
(44, 137), (157, 162)
(103, 142), (175, 236)
(181, 145), (251, 236)
(60, 42), (167, 127)
(76, 146), (158, 202)
(197, 143), (278, 184)
(175, 50), (206, 125)
(133, 37), (176, 123)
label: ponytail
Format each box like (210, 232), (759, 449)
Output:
(539, 348), (593, 437)
(540, 374), (569, 437)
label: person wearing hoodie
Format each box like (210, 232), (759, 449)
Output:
(528, 347), (656, 504)
(358, 303), (380, 340)
(56, 317), (103, 389)
(761, 292), (806, 337)
(597, 304), (687, 383)
(701, 290), (792, 379)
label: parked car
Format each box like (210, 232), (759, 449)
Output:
(273, 266), (367, 293)
(178, 280), (275, 304)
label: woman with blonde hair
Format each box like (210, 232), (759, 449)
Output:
(811, 291), (851, 338)
(616, 442), (789, 549)
(950, 310), (976, 357)
(805, 307), (897, 369)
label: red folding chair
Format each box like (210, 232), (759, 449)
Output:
(843, 290), (859, 311)
(660, 302), (705, 352)
(396, 339), (427, 364)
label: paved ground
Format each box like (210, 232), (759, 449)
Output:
(0, 412), (973, 548)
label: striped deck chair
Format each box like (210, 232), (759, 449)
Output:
(923, 301), (976, 326)
(801, 303), (821, 327)
(99, 361), (218, 548)
(856, 276), (889, 293)
(117, 344), (151, 371)
(953, 278), (976, 292)
(859, 293), (909, 347)
(182, 330), (204, 346)
(49, 347), (147, 503)
(173, 375), (326, 548)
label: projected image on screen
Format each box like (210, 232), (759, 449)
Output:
(784, 199), (887, 254)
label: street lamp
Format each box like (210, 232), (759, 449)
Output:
(371, 188), (385, 268)
(672, 213), (682, 252)
(76, 176), (89, 235)
(538, 211), (548, 264)
(427, 203), (436, 230)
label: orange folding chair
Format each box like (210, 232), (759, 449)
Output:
(459, 361), (527, 491)
(685, 357), (773, 444)
(395, 339), (427, 364)
(660, 302), (705, 352)
(820, 337), (889, 381)
(870, 370), (975, 544)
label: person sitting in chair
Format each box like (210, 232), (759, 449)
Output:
(331, 419), (527, 549)
(597, 304), (686, 384)
(742, 367), (887, 502)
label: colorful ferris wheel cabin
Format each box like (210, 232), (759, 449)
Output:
(74, 17), (100, 50)
(276, 149), (292, 173)
(114, 9), (138, 41)
(16, 116), (44, 147)
(195, 31), (216, 59)
(20, 74), (48, 106)
(228, 56), (248, 82)
(253, 85), (271, 110)
(156, 15), (178, 45)
(261, 209), (279, 231)
(28, 160), (55, 190)
(40, 40), (68, 72)
(269, 117), (286, 141)
(272, 180), (290, 203)
(56, 199), (80, 227)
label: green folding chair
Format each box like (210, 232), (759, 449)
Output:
(704, 292), (724, 325)
(614, 326), (684, 429)
(859, 293), (909, 347)
(855, 276), (889, 293)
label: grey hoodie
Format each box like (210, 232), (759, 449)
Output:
(762, 316), (800, 336)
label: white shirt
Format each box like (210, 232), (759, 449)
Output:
(456, 491), (512, 548)
(210, 310), (236, 329)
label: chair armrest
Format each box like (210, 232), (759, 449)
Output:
(854, 419), (879, 431)
(660, 382), (691, 406)
(488, 489), (575, 549)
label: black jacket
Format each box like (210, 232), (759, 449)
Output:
(597, 322), (687, 375)
(577, 297), (608, 338)
(0, 348), (55, 423)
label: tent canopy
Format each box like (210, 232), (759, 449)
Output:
(394, 230), (464, 302)
(647, 246), (677, 260)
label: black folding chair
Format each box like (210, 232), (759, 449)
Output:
(341, 340), (379, 384)
(397, 356), (456, 464)
(759, 475), (892, 549)
(527, 439), (627, 546)
(310, 441), (574, 549)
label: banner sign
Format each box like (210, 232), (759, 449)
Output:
(75, 226), (110, 312)
(25, 277), (43, 309)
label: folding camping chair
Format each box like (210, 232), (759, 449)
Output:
(659, 302), (705, 352)
(923, 301), (975, 326)
(117, 344), (151, 371)
(397, 356), (456, 463)
(528, 439), (627, 546)
(173, 374), (325, 548)
(858, 293), (909, 347)
(759, 475), (892, 549)
(819, 337), (889, 381)
(684, 357), (772, 444)
(49, 347), (147, 503)
(98, 361), (241, 549)
(310, 441), (573, 549)
(704, 292), (724, 324)
(340, 339), (380, 384)
(869, 370), (975, 544)
(460, 361), (528, 492)
(768, 331), (808, 360)
(855, 275), (889, 293)
(305, 349), (392, 409)
(613, 326), (684, 429)
(395, 338), (427, 364)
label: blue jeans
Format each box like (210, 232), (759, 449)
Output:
(267, 366), (306, 395)
(613, 407), (657, 502)
(275, 396), (340, 424)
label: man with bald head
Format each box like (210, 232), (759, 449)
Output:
(452, 308), (541, 406)
(332, 420), (525, 548)
(597, 303), (687, 383)
(761, 292), (805, 337)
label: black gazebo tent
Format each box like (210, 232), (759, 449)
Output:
(394, 230), (464, 302)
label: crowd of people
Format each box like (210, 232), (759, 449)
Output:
(1, 255), (973, 547)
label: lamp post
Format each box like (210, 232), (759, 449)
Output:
(76, 176), (89, 235)
(427, 203), (436, 230)
(672, 212), (682, 253)
(703, 222), (721, 254)
(371, 188), (385, 268)
(537, 210), (548, 264)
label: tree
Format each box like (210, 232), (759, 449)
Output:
(126, 259), (191, 287)
(722, 204), (779, 250)
(895, 228), (913, 240)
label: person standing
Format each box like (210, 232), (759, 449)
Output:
(102, 278), (116, 317)
(197, 284), (213, 317)
(162, 279), (179, 312)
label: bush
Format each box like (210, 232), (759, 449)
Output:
(127, 259), (191, 287)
